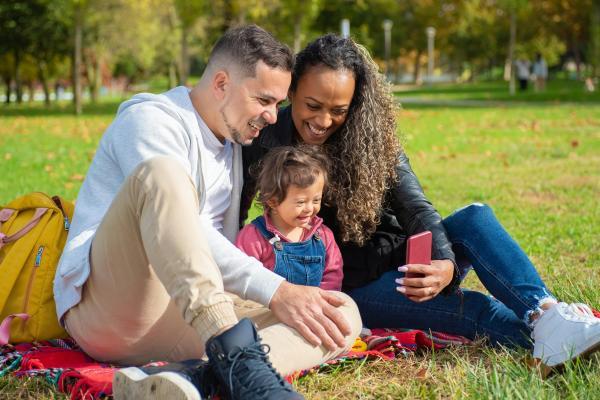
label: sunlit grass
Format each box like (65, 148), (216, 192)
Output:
(1, 97), (599, 399)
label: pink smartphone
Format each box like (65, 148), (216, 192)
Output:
(405, 231), (432, 278)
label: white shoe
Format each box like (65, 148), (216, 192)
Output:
(532, 302), (600, 367)
(113, 359), (213, 400)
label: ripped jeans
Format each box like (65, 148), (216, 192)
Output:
(347, 203), (555, 349)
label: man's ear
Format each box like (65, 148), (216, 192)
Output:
(212, 70), (229, 100)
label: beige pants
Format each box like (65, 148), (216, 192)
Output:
(64, 157), (362, 376)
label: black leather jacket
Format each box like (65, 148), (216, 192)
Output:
(241, 106), (460, 293)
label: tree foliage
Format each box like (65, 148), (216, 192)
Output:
(0, 0), (594, 110)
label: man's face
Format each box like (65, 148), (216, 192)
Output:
(218, 61), (291, 145)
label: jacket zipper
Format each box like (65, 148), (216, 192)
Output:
(20, 245), (44, 331)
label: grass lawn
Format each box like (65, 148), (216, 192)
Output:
(0, 95), (599, 399)
(394, 79), (600, 104)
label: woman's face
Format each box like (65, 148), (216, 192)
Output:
(289, 65), (355, 145)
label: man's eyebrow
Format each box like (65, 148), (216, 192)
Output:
(257, 93), (278, 102)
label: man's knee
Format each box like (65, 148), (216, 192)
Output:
(128, 157), (195, 198)
(329, 291), (363, 348)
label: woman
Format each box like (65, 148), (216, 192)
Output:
(241, 34), (600, 369)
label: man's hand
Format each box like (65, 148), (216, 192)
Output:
(395, 259), (454, 302)
(269, 281), (351, 351)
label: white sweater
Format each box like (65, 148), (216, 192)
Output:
(53, 86), (284, 321)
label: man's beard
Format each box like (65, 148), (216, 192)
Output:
(220, 110), (246, 145)
(220, 109), (267, 147)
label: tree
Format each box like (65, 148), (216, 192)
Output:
(0, 1), (38, 103)
(174, 0), (206, 85)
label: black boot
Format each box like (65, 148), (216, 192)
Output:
(205, 318), (304, 400)
(113, 359), (217, 400)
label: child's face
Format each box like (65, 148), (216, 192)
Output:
(270, 173), (325, 232)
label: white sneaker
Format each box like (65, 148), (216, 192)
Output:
(532, 302), (600, 367)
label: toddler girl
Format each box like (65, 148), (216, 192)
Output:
(235, 145), (343, 290)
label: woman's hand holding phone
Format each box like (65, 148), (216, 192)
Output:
(395, 231), (454, 302)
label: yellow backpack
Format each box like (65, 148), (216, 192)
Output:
(0, 192), (74, 344)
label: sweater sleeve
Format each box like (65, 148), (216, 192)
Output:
(319, 225), (343, 291)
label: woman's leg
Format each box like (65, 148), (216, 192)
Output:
(347, 269), (532, 348)
(443, 203), (556, 327)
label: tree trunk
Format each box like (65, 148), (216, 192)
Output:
(412, 49), (422, 84)
(86, 55), (101, 103)
(28, 81), (35, 102)
(168, 62), (177, 89)
(507, 10), (516, 95)
(179, 28), (189, 86)
(591, 1), (600, 78)
(38, 61), (51, 106)
(14, 50), (23, 104)
(73, 4), (83, 115)
(572, 39), (582, 80)
(4, 77), (11, 104)
(294, 15), (302, 53)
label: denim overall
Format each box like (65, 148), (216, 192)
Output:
(251, 216), (326, 287)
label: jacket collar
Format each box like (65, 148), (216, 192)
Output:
(263, 211), (323, 242)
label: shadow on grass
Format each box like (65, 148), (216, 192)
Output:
(0, 101), (121, 117)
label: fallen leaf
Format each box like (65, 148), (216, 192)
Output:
(570, 139), (579, 148)
(70, 174), (84, 181)
(415, 368), (430, 381)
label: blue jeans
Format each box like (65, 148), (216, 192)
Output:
(346, 203), (555, 349)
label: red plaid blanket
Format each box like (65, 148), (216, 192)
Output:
(0, 328), (471, 400)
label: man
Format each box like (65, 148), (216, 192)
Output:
(54, 25), (362, 400)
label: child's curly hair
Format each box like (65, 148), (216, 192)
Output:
(253, 145), (330, 209)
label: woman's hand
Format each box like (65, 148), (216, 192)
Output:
(395, 259), (454, 302)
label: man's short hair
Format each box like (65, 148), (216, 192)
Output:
(207, 24), (294, 77)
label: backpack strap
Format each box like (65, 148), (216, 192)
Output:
(0, 208), (49, 250)
(0, 314), (29, 346)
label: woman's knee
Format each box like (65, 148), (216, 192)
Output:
(444, 203), (494, 234)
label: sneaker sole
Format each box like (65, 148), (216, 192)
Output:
(537, 338), (600, 369)
(113, 367), (202, 400)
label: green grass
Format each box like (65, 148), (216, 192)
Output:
(1, 93), (599, 399)
(395, 79), (600, 104)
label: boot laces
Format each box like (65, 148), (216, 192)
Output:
(226, 343), (291, 398)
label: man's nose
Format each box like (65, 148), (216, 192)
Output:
(263, 105), (278, 124)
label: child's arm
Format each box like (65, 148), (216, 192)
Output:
(235, 224), (270, 266)
(319, 225), (344, 291)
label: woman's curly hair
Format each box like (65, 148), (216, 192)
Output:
(292, 34), (401, 245)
